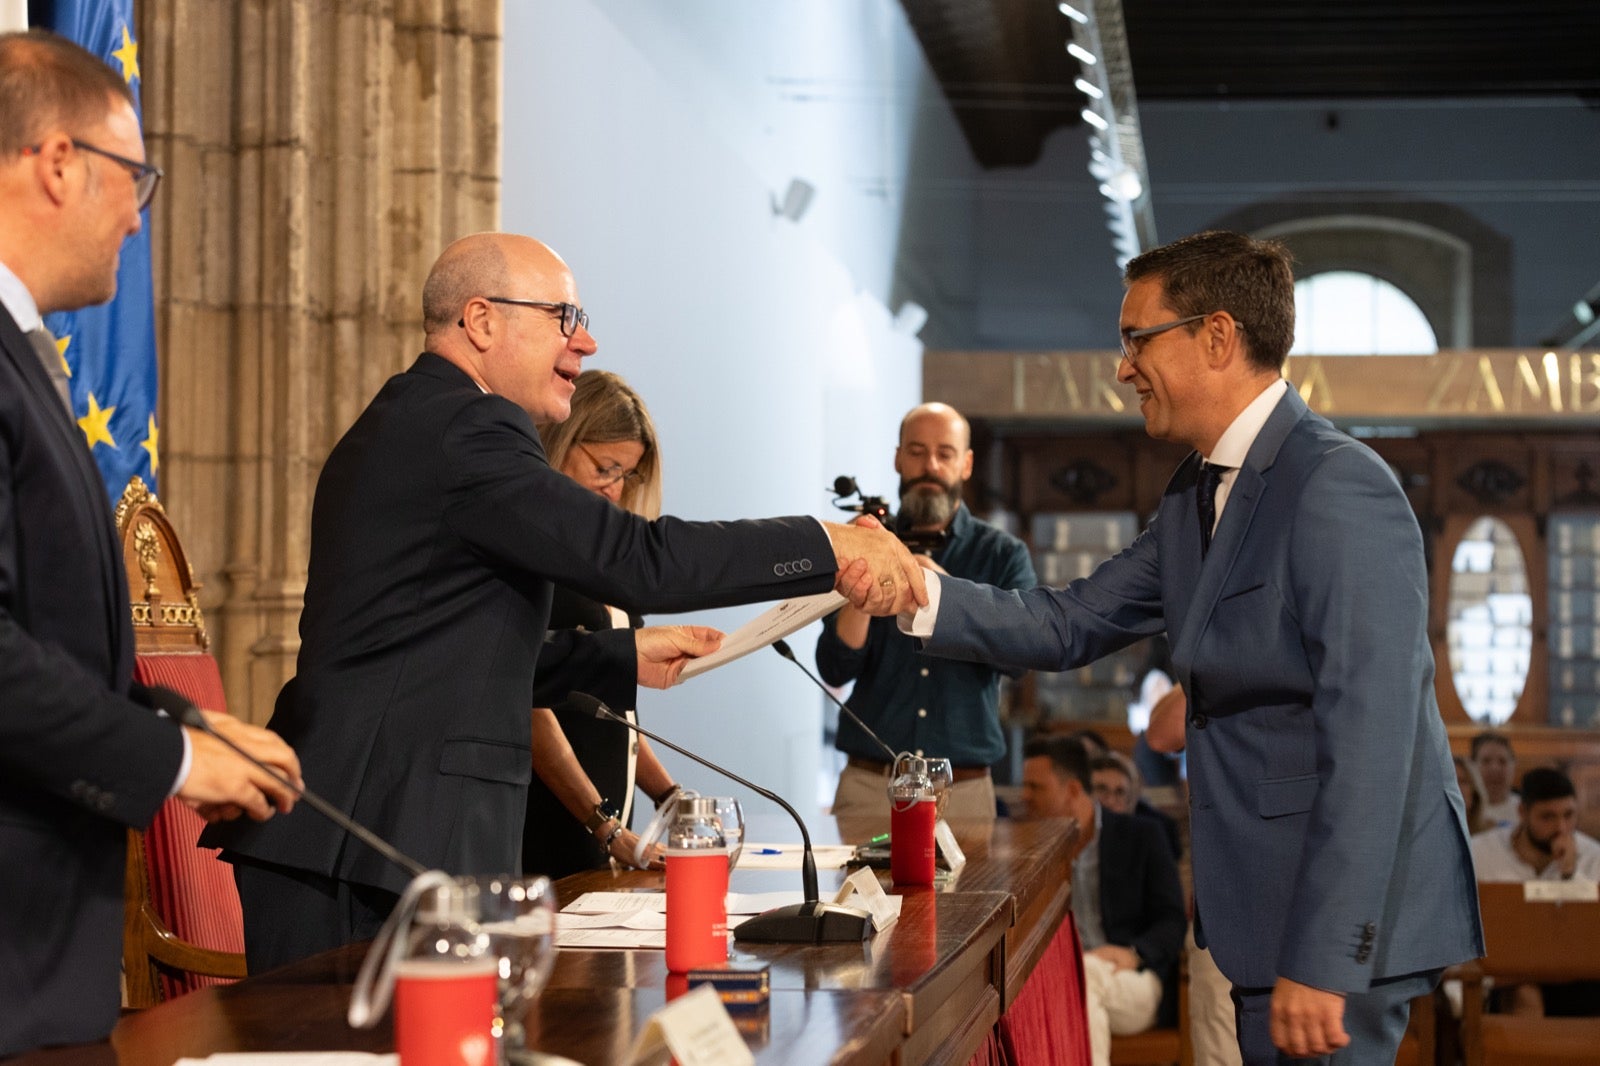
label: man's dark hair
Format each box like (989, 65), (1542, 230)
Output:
(1470, 732), (1515, 760)
(1124, 230), (1296, 374)
(1023, 734), (1091, 789)
(1519, 767), (1576, 807)
(1069, 728), (1110, 756)
(0, 30), (134, 159)
(1090, 753), (1133, 781)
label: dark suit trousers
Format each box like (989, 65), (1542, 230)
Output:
(1231, 969), (1439, 1065)
(230, 854), (399, 973)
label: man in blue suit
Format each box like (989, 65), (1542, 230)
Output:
(893, 231), (1482, 1063)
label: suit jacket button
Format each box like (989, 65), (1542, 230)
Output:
(1190, 713), (1208, 729)
(800, 559), (813, 572)
(97, 793), (116, 813)
(1356, 948), (1371, 963)
(1364, 921), (1377, 936)
(70, 780), (89, 798)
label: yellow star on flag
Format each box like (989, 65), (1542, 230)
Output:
(141, 414), (160, 471)
(111, 24), (140, 85)
(78, 394), (118, 451)
(55, 333), (71, 377)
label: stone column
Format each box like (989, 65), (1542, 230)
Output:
(137, 0), (501, 721)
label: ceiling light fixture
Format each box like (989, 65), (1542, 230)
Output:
(1062, 0), (1156, 268)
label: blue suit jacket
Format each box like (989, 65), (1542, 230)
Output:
(927, 388), (1483, 992)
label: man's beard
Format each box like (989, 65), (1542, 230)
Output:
(899, 476), (961, 529)
(1525, 826), (1557, 854)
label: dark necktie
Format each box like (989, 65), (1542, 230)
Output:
(27, 326), (74, 417)
(1197, 461), (1225, 557)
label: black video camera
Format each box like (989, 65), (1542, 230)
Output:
(829, 476), (949, 555)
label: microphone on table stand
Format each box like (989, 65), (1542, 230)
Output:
(770, 639), (899, 764)
(565, 692), (872, 944)
(151, 686), (429, 879)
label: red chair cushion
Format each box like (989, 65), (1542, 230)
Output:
(132, 653), (247, 1000)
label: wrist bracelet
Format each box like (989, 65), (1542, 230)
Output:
(601, 820), (624, 852)
(652, 784), (681, 807)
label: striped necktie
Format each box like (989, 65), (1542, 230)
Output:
(27, 326), (74, 417)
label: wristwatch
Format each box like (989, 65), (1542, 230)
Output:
(584, 799), (621, 836)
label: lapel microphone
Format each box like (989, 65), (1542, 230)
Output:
(771, 639), (899, 763)
(149, 685), (429, 879)
(566, 691), (871, 944)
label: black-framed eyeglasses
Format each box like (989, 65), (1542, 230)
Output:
(486, 297), (589, 338)
(576, 442), (643, 489)
(1119, 314), (1207, 362)
(24, 138), (163, 211)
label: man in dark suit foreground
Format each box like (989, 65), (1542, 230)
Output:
(1023, 735), (1185, 1066)
(888, 231), (1482, 1063)
(0, 30), (303, 1056)
(205, 232), (927, 971)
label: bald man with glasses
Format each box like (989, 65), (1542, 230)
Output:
(205, 231), (929, 970)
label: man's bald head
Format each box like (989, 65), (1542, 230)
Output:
(899, 402), (970, 451)
(421, 232), (596, 420)
(422, 233), (572, 341)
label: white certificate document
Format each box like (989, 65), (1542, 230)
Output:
(678, 590), (845, 680)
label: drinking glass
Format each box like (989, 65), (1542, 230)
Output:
(710, 795), (745, 869)
(469, 875), (557, 1065)
(925, 758), (954, 820)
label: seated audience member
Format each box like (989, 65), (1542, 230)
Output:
(1473, 732), (1521, 827)
(1091, 750), (1181, 860)
(1023, 736), (1185, 1066)
(1469, 766), (1600, 1018)
(1470, 766), (1600, 883)
(1454, 754), (1493, 836)
(522, 370), (677, 878)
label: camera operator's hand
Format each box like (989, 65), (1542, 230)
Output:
(825, 516), (928, 616)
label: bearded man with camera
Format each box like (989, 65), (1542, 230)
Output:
(816, 402), (1038, 819)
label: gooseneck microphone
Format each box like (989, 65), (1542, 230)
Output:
(152, 686), (429, 879)
(566, 692), (871, 944)
(771, 639), (898, 764)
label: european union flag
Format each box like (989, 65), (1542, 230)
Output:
(35, 0), (160, 501)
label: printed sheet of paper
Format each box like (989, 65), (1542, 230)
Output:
(679, 591), (845, 680)
(563, 890), (805, 916)
(733, 843), (857, 871)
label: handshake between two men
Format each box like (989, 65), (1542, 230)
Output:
(626, 514), (929, 689)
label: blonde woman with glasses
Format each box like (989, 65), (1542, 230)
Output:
(522, 371), (679, 877)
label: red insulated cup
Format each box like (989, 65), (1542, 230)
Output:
(665, 793), (730, 972)
(889, 755), (938, 885)
(393, 956), (499, 1066)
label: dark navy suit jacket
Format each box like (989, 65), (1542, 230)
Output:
(0, 301), (184, 1054)
(205, 354), (836, 895)
(1096, 809), (1186, 1026)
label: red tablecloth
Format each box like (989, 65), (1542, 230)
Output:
(980, 913), (1092, 1066)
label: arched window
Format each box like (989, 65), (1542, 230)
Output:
(1291, 270), (1438, 356)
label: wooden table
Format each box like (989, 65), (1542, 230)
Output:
(10, 817), (1079, 1066)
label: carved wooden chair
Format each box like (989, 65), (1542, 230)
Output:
(116, 477), (248, 1007)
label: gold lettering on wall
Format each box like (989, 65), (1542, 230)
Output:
(943, 350), (1600, 422)
(1289, 358), (1336, 410)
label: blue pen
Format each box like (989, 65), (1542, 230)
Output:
(753, 847), (783, 855)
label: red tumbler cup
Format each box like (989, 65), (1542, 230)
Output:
(393, 956), (499, 1066)
(665, 848), (730, 972)
(890, 793), (938, 885)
